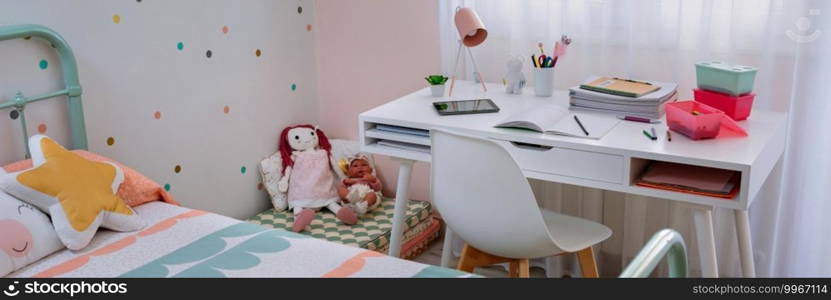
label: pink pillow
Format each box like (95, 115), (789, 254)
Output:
(3, 151), (178, 207)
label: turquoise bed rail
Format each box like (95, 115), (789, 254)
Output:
(0, 24), (88, 156)
(620, 229), (688, 278)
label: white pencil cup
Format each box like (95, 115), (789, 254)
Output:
(534, 68), (555, 97)
(430, 84), (446, 97)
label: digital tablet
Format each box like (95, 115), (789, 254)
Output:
(433, 99), (500, 116)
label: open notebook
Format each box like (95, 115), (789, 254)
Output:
(494, 104), (620, 139)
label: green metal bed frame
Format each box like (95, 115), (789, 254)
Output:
(620, 229), (688, 278)
(0, 24), (88, 158)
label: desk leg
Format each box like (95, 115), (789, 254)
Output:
(735, 210), (756, 277)
(692, 207), (719, 277)
(440, 226), (454, 268)
(388, 159), (414, 258)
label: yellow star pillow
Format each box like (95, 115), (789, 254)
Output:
(0, 135), (144, 250)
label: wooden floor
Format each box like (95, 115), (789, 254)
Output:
(411, 238), (548, 278)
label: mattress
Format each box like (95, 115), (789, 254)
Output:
(248, 197), (432, 254)
(9, 202), (470, 278)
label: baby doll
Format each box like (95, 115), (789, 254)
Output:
(336, 154), (382, 215)
(276, 125), (358, 232)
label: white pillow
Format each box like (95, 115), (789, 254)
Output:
(0, 168), (64, 276)
(259, 152), (287, 211)
(259, 139), (376, 212)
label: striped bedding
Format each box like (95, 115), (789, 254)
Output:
(9, 202), (469, 278)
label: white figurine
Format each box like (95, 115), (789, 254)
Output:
(505, 57), (526, 94)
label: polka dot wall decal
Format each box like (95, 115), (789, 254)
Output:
(298, 6), (303, 14)
(177, 42), (184, 51)
(39, 59), (48, 70)
(291, 83), (297, 91)
(206, 50), (212, 58)
(23, 36), (31, 40)
(222, 26), (229, 34)
(113, 14), (121, 24)
(154, 111), (162, 120)
(257, 182), (264, 190)
(106, 137), (115, 146)
(164, 184), (171, 191)
(240, 166), (247, 174)
(223, 105), (230, 114)
(174, 165), (182, 174)
(255, 49), (262, 57)
(38, 123), (47, 134)
(307, 24), (312, 32)
(9, 110), (19, 120)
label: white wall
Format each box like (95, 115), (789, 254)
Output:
(0, 0), (318, 219)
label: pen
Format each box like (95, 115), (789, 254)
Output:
(574, 115), (589, 136)
(650, 127), (657, 139)
(642, 130), (656, 140)
(617, 115), (660, 124)
(613, 77), (653, 85)
(667, 130), (672, 141)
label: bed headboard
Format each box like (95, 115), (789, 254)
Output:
(0, 24), (88, 157)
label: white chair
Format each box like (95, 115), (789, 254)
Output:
(431, 128), (612, 277)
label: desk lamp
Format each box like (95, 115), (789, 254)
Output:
(449, 7), (488, 97)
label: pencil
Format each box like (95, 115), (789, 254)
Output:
(667, 130), (672, 141)
(574, 115), (589, 136)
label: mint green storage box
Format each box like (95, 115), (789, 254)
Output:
(695, 61), (757, 96)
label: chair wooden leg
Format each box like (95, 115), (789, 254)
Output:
(457, 244), (478, 273)
(509, 261), (519, 277)
(576, 246), (599, 278)
(457, 244), (517, 275)
(517, 259), (530, 278)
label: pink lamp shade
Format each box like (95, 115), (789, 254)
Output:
(455, 7), (487, 47)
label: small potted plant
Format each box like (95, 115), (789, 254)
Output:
(425, 75), (449, 97)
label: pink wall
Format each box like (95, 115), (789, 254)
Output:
(314, 0), (440, 200)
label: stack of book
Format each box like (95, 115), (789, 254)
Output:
(569, 76), (678, 119)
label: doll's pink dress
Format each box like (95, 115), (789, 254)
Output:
(287, 149), (340, 209)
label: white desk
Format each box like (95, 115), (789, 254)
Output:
(358, 81), (786, 277)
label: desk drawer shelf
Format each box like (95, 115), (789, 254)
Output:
(365, 128), (430, 146)
(629, 158), (742, 201)
(360, 121), (432, 162)
(494, 140), (625, 184)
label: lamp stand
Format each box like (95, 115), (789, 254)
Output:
(448, 40), (487, 97)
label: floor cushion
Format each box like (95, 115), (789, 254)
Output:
(248, 197), (436, 257)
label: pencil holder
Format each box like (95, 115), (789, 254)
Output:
(534, 68), (555, 97)
(430, 84), (446, 97)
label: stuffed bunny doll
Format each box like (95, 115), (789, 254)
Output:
(277, 125), (357, 232)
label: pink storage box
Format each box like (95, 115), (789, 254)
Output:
(693, 88), (754, 121)
(666, 101), (747, 140)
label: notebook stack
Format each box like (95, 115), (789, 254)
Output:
(635, 162), (740, 199)
(569, 76), (678, 119)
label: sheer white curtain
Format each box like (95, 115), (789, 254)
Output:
(439, 0), (830, 276)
